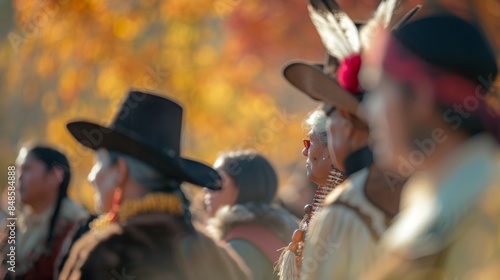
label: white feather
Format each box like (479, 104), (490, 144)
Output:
(308, 1), (360, 60)
(360, 0), (399, 50)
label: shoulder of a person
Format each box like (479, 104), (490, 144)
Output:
(226, 239), (271, 272)
(309, 203), (360, 235)
(59, 223), (121, 278)
(324, 168), (370, 206)
(177, 232), (254, 280)
(73, 223), (122, 253)
(61, 198), (89, 219)
(228, 239), (263, 255)
(476, 178), (500, 226)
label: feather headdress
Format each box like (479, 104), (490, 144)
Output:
(276, 4), (421, 279)
(284, 0), (421, 117)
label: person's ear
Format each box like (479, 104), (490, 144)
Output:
(226, 174), (239, 192)
(338, 108), (356, 139)
(50, 166), (65, 187)
(114, 158), (129, 188)
(340, 108), (369, 133)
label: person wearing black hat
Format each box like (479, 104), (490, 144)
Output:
(277, 1), (420, 279)
(361, 14), (500, 279)
(59, 90), (251, 280)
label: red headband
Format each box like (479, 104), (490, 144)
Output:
(381, 35), (500, 142)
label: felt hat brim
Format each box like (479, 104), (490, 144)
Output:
(283, 61), (360, 117)
(67, 121), (221, 190)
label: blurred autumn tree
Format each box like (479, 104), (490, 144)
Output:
(1, 0), (499, 212)
(0, 0), (322, 211)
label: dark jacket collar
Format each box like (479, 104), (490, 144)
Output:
(343, 146), (373, 177)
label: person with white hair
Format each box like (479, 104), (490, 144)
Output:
(277, 0), (419, 278)
(60, 89), (251, 280)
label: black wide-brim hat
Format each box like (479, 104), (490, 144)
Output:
(66, 89), (222, 190)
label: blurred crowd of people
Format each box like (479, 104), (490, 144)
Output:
(1, 0), (500, 279)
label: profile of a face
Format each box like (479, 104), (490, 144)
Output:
(17, 153), (48, 205)
(204, 158), (239, 217)
(16, 147), (65, 208)
(88, 149), (121, 214)
(302, 131), (332, 186)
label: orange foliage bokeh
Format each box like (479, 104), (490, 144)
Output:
(1, 0), (499, 212)
(0, 0), (322, 211)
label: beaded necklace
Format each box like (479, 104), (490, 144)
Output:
(276, 168), (345, 279)
(90, 193), (183, 234)
(308, 168), (345, 224)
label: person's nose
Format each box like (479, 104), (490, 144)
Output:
(87, 171), (96, 185)
(203, 188), (214, 197)
(18, 170), (23, 182)
(302, 147), (309, 157)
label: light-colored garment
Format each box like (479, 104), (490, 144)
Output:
(371, 134), (500, 279)
(16, 203), (53, 274)
(301, 167), (392, 280)
(16, 198), (87, 274)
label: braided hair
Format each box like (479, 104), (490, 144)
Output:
(27, 146), (71, 249)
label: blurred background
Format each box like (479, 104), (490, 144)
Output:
(1, 0), (499, 213)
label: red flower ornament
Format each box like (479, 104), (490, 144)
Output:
(338, 54), (362, 94)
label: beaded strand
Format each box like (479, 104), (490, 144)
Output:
(284, 168), (345, 275)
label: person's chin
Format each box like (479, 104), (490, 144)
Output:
(94, 205), (103, 214)
(93, 196), (106, 214)
(305, 169), (312, 180)
(306, 172), (318, 185)
(306, 162), (313, 172)
(208, 205), (220, 217)
(204, 204), (212, 214)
